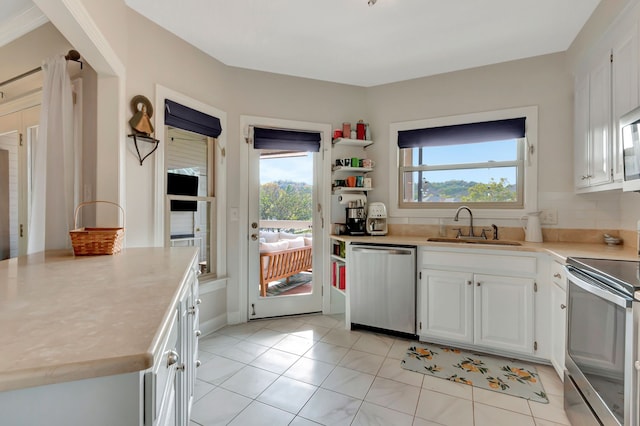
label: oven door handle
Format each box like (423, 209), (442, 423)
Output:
(565, 265), (633, 308)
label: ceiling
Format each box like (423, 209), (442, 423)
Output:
(2, 0), (601, 87)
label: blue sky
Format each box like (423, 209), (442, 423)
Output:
(410, 140), (517, 183)
(260, 153), (313, 184)
(258, 139), (517, 185)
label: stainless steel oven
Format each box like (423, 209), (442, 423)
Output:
(564, 257), (640, 426)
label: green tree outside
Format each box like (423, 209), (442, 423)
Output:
(461, 178), (516, 202)
(260, 180), (312, 221)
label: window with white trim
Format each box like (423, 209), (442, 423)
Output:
(396, 116), (530, 210)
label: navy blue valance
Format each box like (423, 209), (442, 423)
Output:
(165, 99), (222, 138)
(254, 127), (321, 152)
(398, 117), (526, 149)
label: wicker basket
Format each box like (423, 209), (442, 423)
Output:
(69, 201), (125, 255)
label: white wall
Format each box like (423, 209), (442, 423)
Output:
(364, 52), (625, 230)
(121, 7), (366, 320)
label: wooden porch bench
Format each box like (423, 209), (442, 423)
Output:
(259, 245), (312, 297)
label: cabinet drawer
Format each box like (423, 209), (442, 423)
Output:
(550, 261), (566, 290)
(422, 250), (537, 276)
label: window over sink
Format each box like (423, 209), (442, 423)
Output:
(389, 106), (538, 218)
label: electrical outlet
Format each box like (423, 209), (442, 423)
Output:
(540, 209), (558, 225)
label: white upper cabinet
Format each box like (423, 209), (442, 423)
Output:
(574, 73), (591, 189)
(588, 56), (613, 187)
(612, 22), (640, 181)
(574, 13), (639, 192)
(574, 53), (614, 190)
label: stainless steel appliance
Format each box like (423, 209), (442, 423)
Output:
(348, 244), (416, 338)
(620, 105), (640, 191)
(564, 257), (640, 426)
(345, 206), (366, 235)
(366, 202), (388, 236)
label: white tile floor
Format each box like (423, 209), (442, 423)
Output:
(190, 314), (571, 426)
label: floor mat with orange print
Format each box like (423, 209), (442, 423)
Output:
(401, 342), (548, 403)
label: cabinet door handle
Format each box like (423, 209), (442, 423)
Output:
(196, 298), (202, 305)
(560, 304), (566, 310)
(553, 273), (562, 279)
(196, 360), (202, 368)
(167, 350), (179, 367)
(466, 280), (472, 286)
(476, 282), (481, 287)
(195, 330), (202, 337)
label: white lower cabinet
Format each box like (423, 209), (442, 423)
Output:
(149, 307), (180, 426)
(550, 281), (567, 377)
(420, 269), (534, 355)
(474, 274), (534, 354)
(146, 259), (200, 426)
(419, 248), (541, 358)
(146, 260), (200, 426)
(421, 269), (473, 343)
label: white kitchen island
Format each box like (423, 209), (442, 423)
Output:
(0, 247), (200, 426)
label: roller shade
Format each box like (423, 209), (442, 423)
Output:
(398, 117), (526, 149)
(165, 99), (222, 138)
(253, 127), (321, 152)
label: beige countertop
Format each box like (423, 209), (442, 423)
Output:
(330, 234), (640, 262)
(0, 247), (198, 393)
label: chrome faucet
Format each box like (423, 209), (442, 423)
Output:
(453, 206), (475, 238)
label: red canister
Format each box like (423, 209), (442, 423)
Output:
(342, 122), (351, 139)
(356, 121), (366, 140)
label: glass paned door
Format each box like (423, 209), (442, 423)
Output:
(248, 141), (322, 319)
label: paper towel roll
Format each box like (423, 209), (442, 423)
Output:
(338, 193), (367, 205)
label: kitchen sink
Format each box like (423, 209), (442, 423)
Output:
(426, 237), (522, 246)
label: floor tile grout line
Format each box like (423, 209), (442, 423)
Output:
(198, 315), (566, 426)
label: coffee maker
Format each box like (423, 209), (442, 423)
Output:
(345, 201), (367, 235)
(366, 202), (388, 235)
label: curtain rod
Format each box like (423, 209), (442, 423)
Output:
(0, 49), (83, 95)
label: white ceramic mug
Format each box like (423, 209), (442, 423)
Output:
(362, 159), (375, 168)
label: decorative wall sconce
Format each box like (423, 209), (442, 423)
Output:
(127, 95), (160, 165)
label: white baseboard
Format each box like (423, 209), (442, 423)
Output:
(199, 313), (227, 337)
(226, 311), (246, 325)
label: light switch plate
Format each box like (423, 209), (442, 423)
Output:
(540, 209), (558, 225)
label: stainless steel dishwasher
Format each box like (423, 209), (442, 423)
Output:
(348, 244), (417, 338)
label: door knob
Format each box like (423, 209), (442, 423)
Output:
(251, 222), (258, 229)
(560, 304), (566, 309)
(251, 234), (258, 241)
